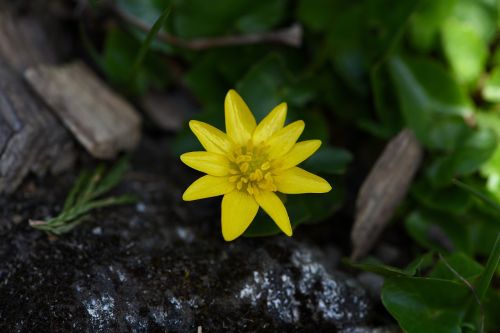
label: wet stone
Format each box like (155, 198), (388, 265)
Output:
(0, 140), (372, 332)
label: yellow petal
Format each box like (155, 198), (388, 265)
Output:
(189, 120), (233, 154)
(221, 191), (259, 241)
(180, 151), (230, 176)
(252, 103), (287, 144)
(255, 191), (292, 236)
(183, 175), (234, 201)
(267, 120), (305, 159)
(275, 167), (331, 194)
(224, 90), (256, 145)
(276, 140), (322, 170)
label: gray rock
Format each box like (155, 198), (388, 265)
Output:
(0, 140), (372, 332)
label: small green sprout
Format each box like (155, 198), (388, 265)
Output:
(30, 157), (137, 235)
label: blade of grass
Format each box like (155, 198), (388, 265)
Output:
(476, 233), (500, 301)
(63, 170), (91, 211)
(129, 5), (172, 84)
(77, 164), (106, 205)
(92, 156), (130, 198)
(452, 179), (500, 212)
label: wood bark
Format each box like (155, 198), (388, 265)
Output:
(25, 62), (142, 159)
(0, 58), (75, 194)
(0, 9), (75, 194)
(351, 129), (424, 260)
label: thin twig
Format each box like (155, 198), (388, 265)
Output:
(439, 253), (485, 333)
(112, 5), (303, 50)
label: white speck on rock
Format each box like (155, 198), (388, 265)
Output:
(176, 226), (195, 243)
(82, 294), (115, 331)
(238, 270), (300, 323)
(136, 202), (146, 213)
(92, 227), (102, 235)
(151, 307), (167, 326)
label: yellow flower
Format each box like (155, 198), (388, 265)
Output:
(180, 90), (332, 241)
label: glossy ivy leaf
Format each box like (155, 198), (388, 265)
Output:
(482, 67), (500, 103)
(477, 112), (500, 200)
(448, 0), (497, 44)
(296, 0), (339, 32)
(171, 0), (286, 38)
(442, 17), (488, 86)
(430, 252), (483, 281)
(326, 3), (367, 96)
(427, 127), (497, 187)
(363, 0), (419, 64)
(302, 146), (353, 175)
(382, 276), (470, 333)
(244, 184), (344, 237)
(368, 64), (404, 139)
(387, 55), (473, 145)
(116, 0), (170, 26)
(236, 54), (293, 121)
(236, 54), (319, 126)
(405, 210), (472, 254)
(101, 27), (169, 95)
(412, 179), (473, 215)
(405, 208), (500, 256)
(408, 0), (457, 52)
(347, 252), (435, 278)
(426, 117), (469, 151)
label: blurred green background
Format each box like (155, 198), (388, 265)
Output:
(85, 0), (500, 332)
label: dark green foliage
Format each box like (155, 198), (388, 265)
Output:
(84, 0), (500, 331)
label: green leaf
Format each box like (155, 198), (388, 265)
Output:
(449, 0), (497, 44)
(382, 276), (470, 333)
(430, 252), (483, 281)
(405, 210), (472, 254)
(369, 64), (404, 138)
(412, 179), (473, 215)
(116, 0), (168, 26)
(363, 0), (419, 64)
(477, 112), (500, 200)
(475, 233), (500, 301)
(296, 0), (339, 32)
(129, 5), (172, 84)
(387, 55), (473, 144)
(408, 0), (457, 52)
(442, 17), (488, 85)
(347, 252), (434, 278)
(236, 54), (291, 121)
(452, 179), (500, 213)
(301, 146), (353, 175)
(172, 0), (286, 38)
(426, 127), (497, 187)
(244, 185), (343, 237)
(482, 67), (500, 103)
(100, 27), (169, 95)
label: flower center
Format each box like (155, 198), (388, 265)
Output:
(228, 140), (277, 195)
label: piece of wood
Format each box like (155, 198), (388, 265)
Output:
(141, 90), (196, 132)
(25, 61), (142, 159)
(351, 129), (424, 260)
(0, 57), (75, 194)
(0, 10), (58, 71)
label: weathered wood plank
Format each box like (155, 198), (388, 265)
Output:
(0, 57), (75, 194)
(351, 129), (424, 260)
(141, 90), (196, 132)
(25, 62), (142, 159)
(0, 10), (58, 71)
(0, 7), (76, 194)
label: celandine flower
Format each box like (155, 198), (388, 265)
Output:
(181, 90), (331, 241)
